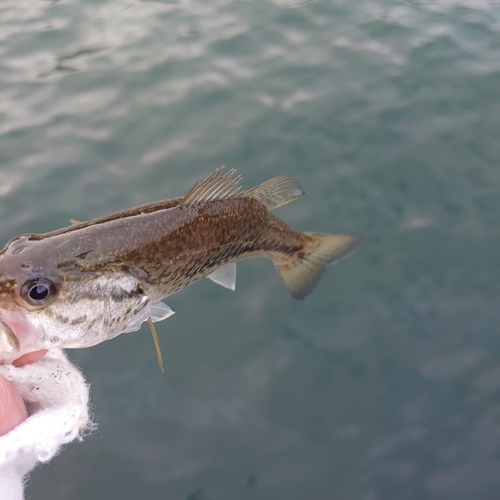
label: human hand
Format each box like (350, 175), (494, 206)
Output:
(0, 350), (48, 436)
(0, 348), (90, 500)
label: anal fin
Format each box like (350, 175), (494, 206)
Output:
(207, 262), (236, 291)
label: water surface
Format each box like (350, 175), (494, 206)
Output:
(1, 0), (500, 498)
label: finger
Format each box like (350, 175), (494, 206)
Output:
(0, 374), (28, 436)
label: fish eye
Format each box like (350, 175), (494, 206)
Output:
(20, 278), (58, 306)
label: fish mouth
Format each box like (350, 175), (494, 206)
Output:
(0, 307), (43, 363)
(0, 318), (20, 352)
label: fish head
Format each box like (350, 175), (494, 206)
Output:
(0, 234), (64, 362)
(0, 234), (152, 363)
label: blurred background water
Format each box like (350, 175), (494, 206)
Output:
(1, 0), (500, 498)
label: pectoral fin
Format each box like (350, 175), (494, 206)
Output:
(122, 301), (174, 372)
(122, 308), (149, 333)
(207, 262), (236, 291)
(147, 301), (173, 372)
(149, 300), (175, 322)
(123, 301), (174, 333)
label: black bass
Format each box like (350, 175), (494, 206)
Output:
(0, 168), (361, 366)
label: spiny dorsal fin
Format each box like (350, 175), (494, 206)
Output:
(180, 167), (243, 208)
(244, 175), (306, 210)
(180, 168), (306, 211)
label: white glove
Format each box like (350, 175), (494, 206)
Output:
(0, 349), (92, 500)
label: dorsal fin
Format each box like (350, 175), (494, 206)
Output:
(180, 167), (243, 208)
(180, 167), (306, 211)
(244, 175), (306, 210)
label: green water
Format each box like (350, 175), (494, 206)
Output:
(1, 0), (500, 498)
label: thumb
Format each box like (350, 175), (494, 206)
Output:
(0, 375), (28, 436)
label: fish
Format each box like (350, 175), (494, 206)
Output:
(0, 168), (362, 367)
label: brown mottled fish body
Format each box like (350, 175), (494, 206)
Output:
(0, 169), (361, 364)
(116, 199), (304, 299)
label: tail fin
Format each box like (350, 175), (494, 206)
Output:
(274, 233), (362, 300)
